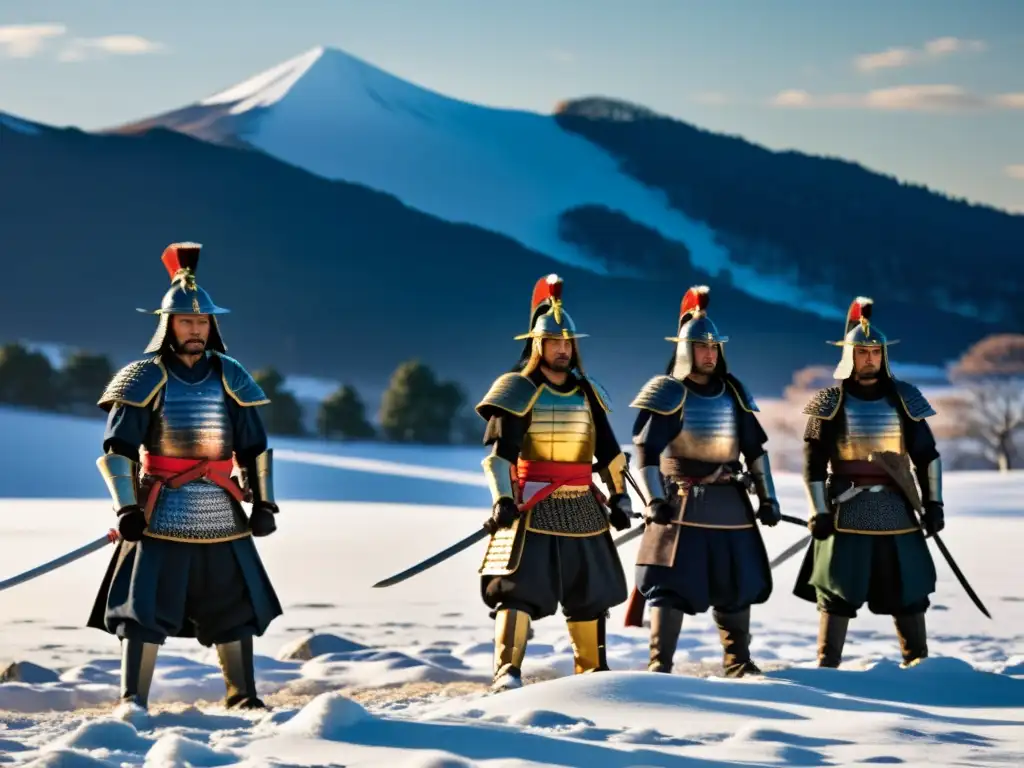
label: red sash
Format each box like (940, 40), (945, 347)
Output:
(515, 459), (604, 511)
(140, 454), (247, 518)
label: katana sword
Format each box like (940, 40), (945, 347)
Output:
(868, 451), (991, 620)
(0, 530), (119, 593)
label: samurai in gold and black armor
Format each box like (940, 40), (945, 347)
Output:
(475, 274), (632, 691)
(628, 286), (781, 678)
(793, 297), (943, 668)
(88, 243), (283, 715)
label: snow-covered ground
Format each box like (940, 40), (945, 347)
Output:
(0, 406), (1021, 766)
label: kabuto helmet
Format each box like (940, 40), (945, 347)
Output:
(830, 296), (899, 380)
(513, 274), (588, 374)
(138, 242), (229, 354)
(666, 285), (729, 379)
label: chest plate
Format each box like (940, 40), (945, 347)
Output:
(148, 368), (233, 460)
(836, 394), (905, 461)
(520, 386), (596, 464)
(666, 388), (740, 464)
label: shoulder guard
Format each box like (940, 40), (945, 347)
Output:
(803, 386), (843, 420)
(97, 358), (166, 412)
(629, 375), (686, 415)
(475, 372), (540, 418)
(581, 373), (612, 412)
(212, 352), (270, 406)
(893, 379), (936, 421)
(724, 374), (759, 413)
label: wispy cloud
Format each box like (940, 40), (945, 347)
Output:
(1006, 165), (1024, 181)
(855, 36), (987, 72)
(58, 34), (165, 62)
(0, 23), (66, 58)
(770, 84), (1024, 113)
(771, 90), (814, 108)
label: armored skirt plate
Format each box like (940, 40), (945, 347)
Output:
(145, 481), (250, 543)
(834, 487), (920, 535)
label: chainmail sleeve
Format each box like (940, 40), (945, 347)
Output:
(803, 415), (835, 483)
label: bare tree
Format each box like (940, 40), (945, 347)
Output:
(948, 334), (1024, 472)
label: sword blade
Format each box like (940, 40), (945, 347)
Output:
(0, 532), (116, 593)
(868, 451), (991, 619)
(770, 534), (812, 568)
(931, 531), (992, 619)
(613, 524), (645, 548)
(372, 526), (491, 588)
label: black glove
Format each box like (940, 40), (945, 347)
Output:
(757, 498), (782, 527)
(923, 501), (945, 536)
(117, 505), (147, 542)
(607, 493), (632, 531)
(646, 499), (674, 526)
(249, 501), (278, 537)
(485, 497), (519, 533)
(808, 513), (834, 540)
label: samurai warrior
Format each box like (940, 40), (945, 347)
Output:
(794, 297), (943, 668)
(475, 274), (632, 691)
(628, 286), (780, 677)
(90, 243), (283, 714)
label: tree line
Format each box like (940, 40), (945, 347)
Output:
(0, 343), (478, 445)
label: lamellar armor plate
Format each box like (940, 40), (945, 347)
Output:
(666, 385), (740, 465)
(149, 367), (234, 460)
(520, 385), (596, 464)
(835, 393), (905, 461)
(143, 369), (248, 543)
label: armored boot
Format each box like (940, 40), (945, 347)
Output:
(817, 613), (849, 668)
(116, 638), (158, 716)
(648, 605), (684, 673)
(714, 608), (762, 677)
(216, 636), (265, 709)
(492, 608), (530, 691)
(566, 616), (609, 674)
(894, 613), (928, 668)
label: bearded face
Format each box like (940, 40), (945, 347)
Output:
(540, 337), (573, 372)
(170, 314), (210, 356)
(852, 345), (883, 381)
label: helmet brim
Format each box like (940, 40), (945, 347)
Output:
(665, 335), (729, 343)
(827, 339), (899, 346)
(513, 331), (589, 341)
(136, 307), (231, 315)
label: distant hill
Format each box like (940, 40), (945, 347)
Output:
(554, 97), (1024, 329)
(2, 117), (868, 437)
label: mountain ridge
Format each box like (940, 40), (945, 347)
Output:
(2, 116), (867, 439)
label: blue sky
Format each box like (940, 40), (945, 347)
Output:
(1, 0), (1022, 211)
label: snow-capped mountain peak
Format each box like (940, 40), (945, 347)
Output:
(112, 46), (842, 316)
(200, 46), (327, 111)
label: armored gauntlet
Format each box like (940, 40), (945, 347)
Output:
(805, 480), (834, 539)
(919, 457), (945, 535)
(245, 449), (277, 537)
(748, 453), (781, 526)
(96, 452), (139, 513)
